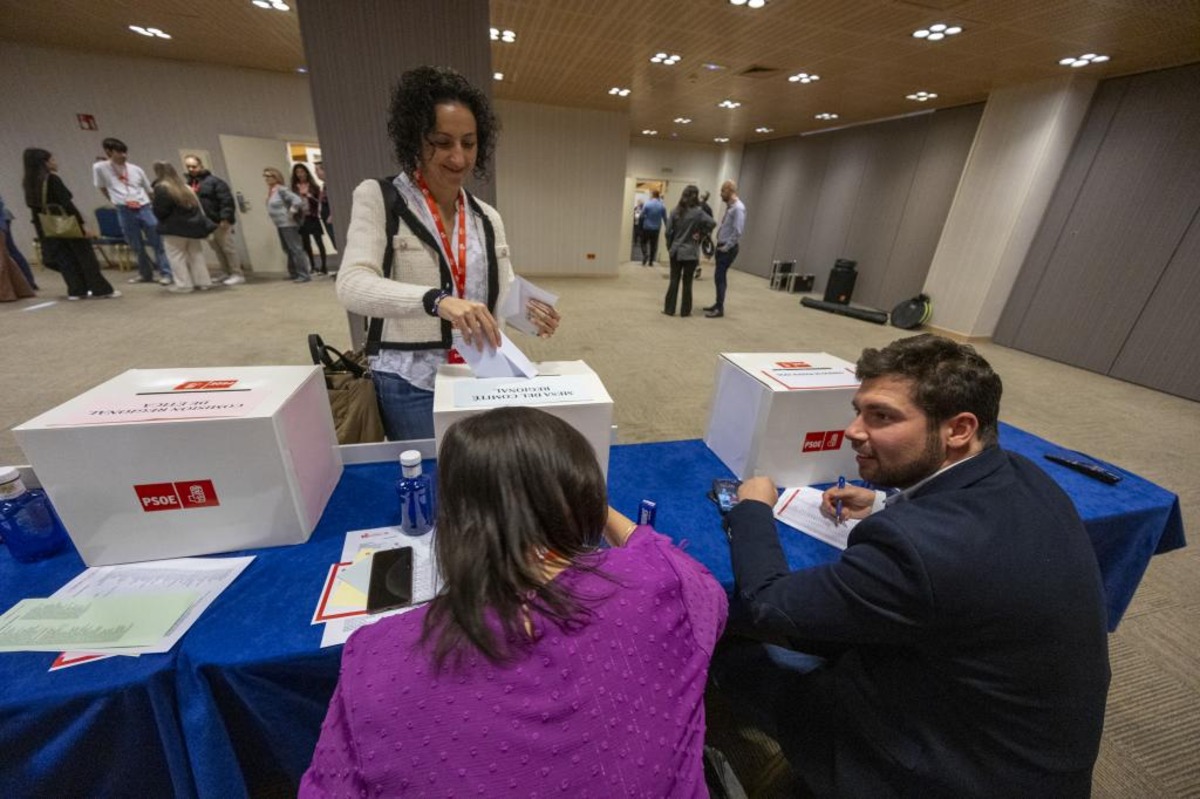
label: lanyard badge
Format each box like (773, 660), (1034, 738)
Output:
(414, 172), (468, 363)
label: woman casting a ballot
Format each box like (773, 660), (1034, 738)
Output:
(336, 66), (561, 440)
(301, 407), (727, 796)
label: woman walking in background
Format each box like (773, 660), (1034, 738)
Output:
(662, 184), (714, 317)
(291, 163), (328, 275)
(21, 148), (119, 300)
(151, 162), (215, 294)
(263, 167), (311, 283)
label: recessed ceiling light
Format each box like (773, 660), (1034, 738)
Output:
(130, 25), (171, 39)
(252, 0), (271, 7)
(717, 99), (741, 109)
(608, 87), (631, 97)
(674, 117), (692, 124)
(642, 130), (658, 136)
(296, 67), (308, 74)
(815, 112), (839, 120)
(493, 72), (504, 81)
(489, 27), (516, 43)
(787, 72), (820, 84)
(714, 137), (731, 143)
(755, 127), (774, 133)
(913, 23), (962, 41)
(906, 91), (938, 102)
(702, 63), (727, 71)
(270, 1), (290, 9)
(650, 52), (682, 65)
(729, 0), (768, 6)
(1059, 53), (1110, 68)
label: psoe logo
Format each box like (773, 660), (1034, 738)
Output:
(173, 379), (239, 391)
(802, 430), (845, 454)
(775, 361), (812, 369)
(134, 480), (220, 512)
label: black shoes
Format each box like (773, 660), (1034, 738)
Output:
(705, 309), (724, 318)
(702, 304), (717, 312)
(661, 310), (674, 316)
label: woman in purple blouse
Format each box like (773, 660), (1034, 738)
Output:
(301, 407), (727, 797)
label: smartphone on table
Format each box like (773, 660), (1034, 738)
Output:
(366, 546), (414, 614)
(708, 478), (742, 515)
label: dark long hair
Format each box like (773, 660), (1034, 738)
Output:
(675, 184), (700, 212)
(421, 407), (608, 669)
(387, 65), (498, 181)
(22, 148), (53, 207)
(290, 163), (314, 193)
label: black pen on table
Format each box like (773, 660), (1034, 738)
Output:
(836, 475), (846, 523)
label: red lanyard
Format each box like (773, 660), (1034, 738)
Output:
(414, 171), (469, 363)
(414, 171), (467, 300)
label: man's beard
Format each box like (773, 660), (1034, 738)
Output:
(865, 427), (944, 489)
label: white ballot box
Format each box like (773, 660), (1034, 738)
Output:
(13, 366), (343, 566)
(433, 360), (614, 474)
(705, 353), (860, 486)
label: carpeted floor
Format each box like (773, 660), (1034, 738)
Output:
(3, 257), (1197, 797)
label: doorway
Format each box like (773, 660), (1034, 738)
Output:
(632, 179), (668, 263)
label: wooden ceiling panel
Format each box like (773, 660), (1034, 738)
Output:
(1, 0), (1197, 144)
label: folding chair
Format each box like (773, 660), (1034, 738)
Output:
(93, 207), (132, 271)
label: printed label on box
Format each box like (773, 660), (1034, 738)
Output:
(452, 375), (594, 409)
(134, 480), (220, 512)
(802, 430), (846, 454)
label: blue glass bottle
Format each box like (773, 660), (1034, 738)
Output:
(395, 450), (434, 535)
(0, 467), (72, 563)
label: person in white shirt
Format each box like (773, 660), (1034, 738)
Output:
(92, 138), (172, 285)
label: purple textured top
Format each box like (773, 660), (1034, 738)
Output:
(300, 527), (727, 798)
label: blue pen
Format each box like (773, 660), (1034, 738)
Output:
(836, 475), (846, 523)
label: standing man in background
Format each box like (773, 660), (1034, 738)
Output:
(640, 189), (667, 267)
(705, 180), (745, 318)
(92, 138), (172, 285)
(184, 155), (245, 286)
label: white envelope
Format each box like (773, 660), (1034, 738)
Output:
(497, 276), (560, 337)
(456, 331), (538, 379)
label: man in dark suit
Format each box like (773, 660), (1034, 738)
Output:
(714, 334), (1110, 798)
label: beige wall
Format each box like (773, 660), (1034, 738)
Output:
(0, 43), (318, 259)
(494, 99), (629, 276)
(923, 76), (1097, 337)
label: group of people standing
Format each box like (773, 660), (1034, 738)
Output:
(640, 179), (746, 318)
(261, 162), (336, 284)
(13, 136), (340, 301)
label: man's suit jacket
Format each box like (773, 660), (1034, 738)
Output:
(725, 446), (1111, 798)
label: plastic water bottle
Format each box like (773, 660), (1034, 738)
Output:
(0, 467), (72, 563)
(395, 450), (434, 535)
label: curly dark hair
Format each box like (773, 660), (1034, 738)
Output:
(387, 65), (498, 180)
(856, 334), (1003, 447)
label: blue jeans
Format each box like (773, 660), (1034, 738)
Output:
(372, 370), (435, 441)
(4, 220), (37, 289)
(713, 243), (739, 311)
(116, 204), (171, 280)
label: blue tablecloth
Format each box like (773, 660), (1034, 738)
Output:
(0, 424), (1185, 797)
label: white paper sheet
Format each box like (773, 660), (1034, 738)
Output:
(773, 486), (859, 550)
(456, 330), (538, 378)
(496, 276), (560, 337)
(50, 555), (254, 665)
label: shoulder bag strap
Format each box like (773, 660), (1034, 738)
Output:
(366, 177), (455, 356)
